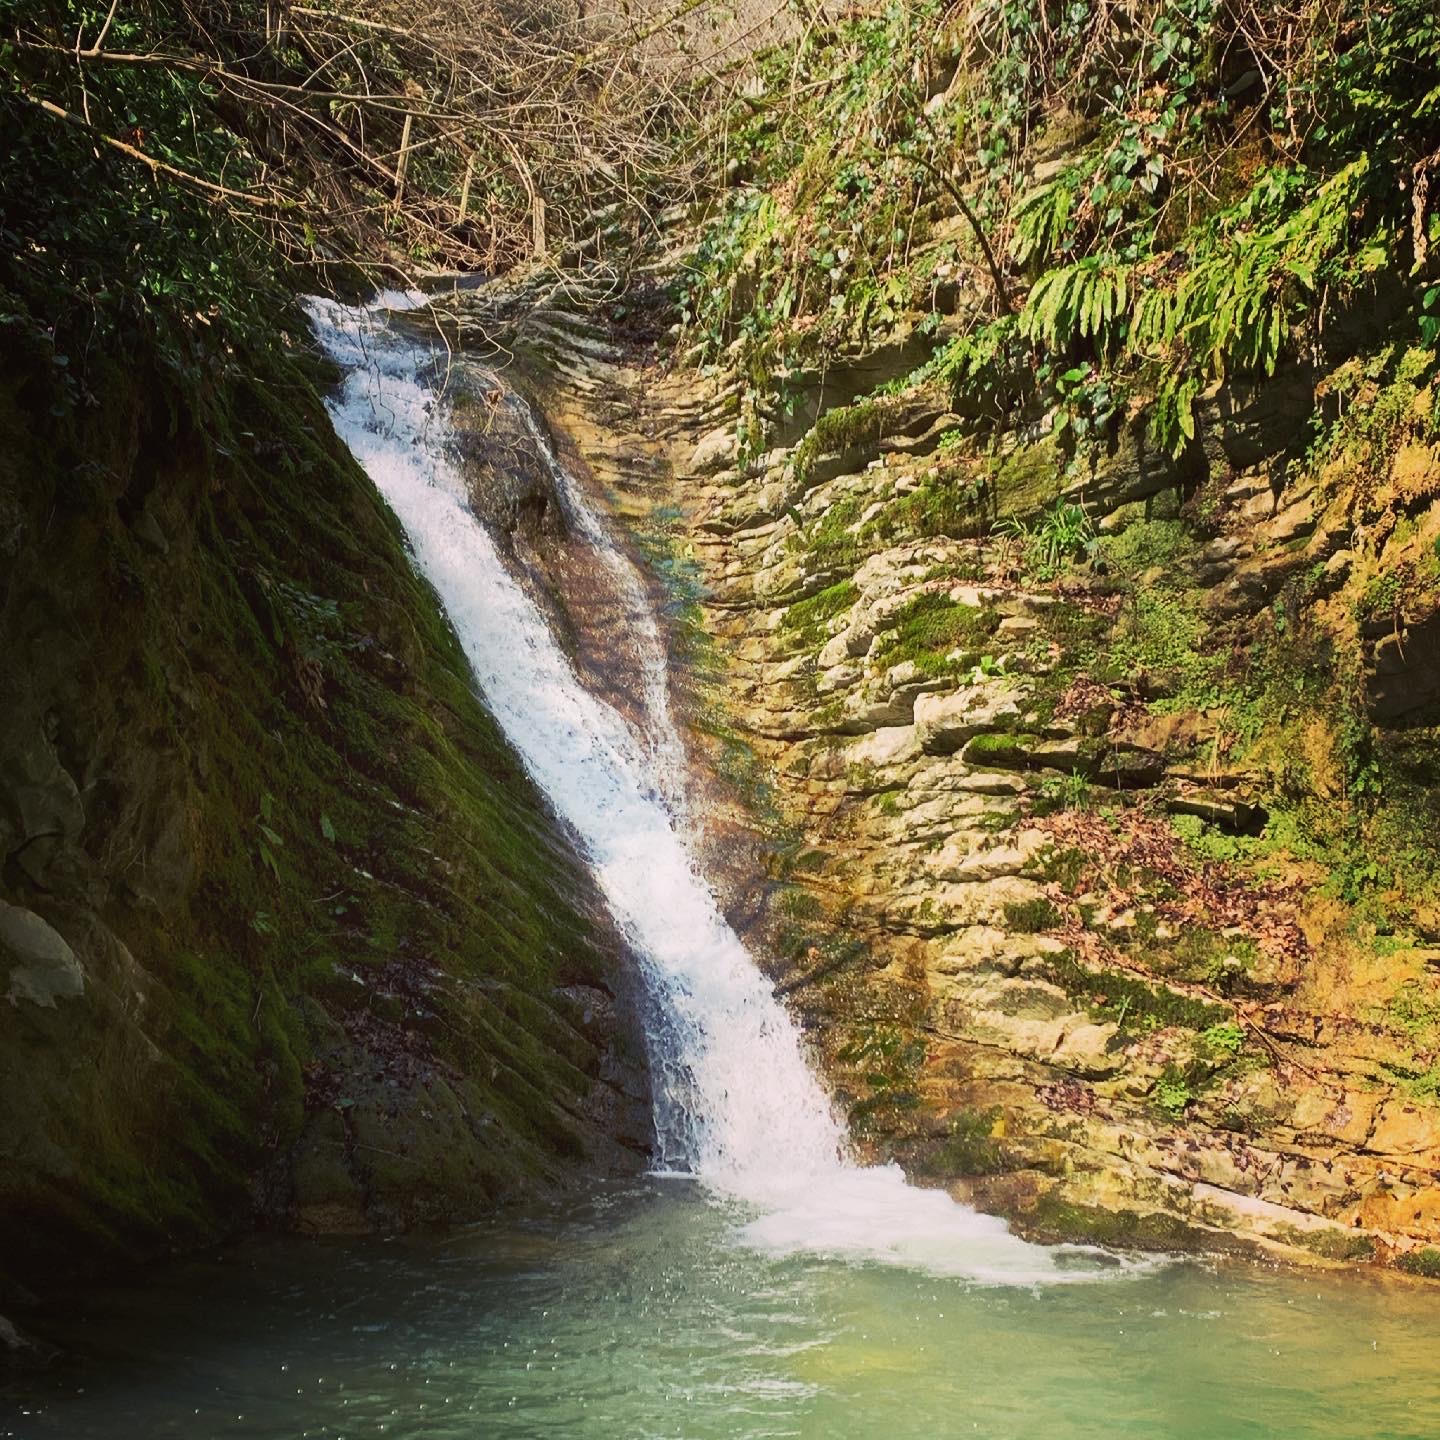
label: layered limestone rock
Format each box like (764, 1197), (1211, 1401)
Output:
(433, 261), (1440, 1273)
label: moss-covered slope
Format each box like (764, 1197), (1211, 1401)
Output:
(0, 312), (649, 1298)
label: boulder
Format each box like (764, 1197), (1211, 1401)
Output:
(1367, 1100), (1440, 1161)
(1090, 744), (1167, 788)
(0, 902), (84, 1008)
(914, 681), (1025, 755)
(930, 827), (1049, 883)
(848, 725), (922, 769)
(1167, 793), (1267, 832)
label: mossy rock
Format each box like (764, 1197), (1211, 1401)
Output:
(991, 435), (1064, 517)
(1039, 950), (1229, 1031)
(1019, 1193), (1222, 1252)
(0, 295), (647, 1291)
(961, 731), (1042, 768)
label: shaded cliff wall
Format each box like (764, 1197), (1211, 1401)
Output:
(0, 301), (650, 1304)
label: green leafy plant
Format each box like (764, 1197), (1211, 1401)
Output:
(255, 791), (284, 881)
(1200, 1022), (1246, 1058)
(1011, 171), (1083, 269)
(963, 653), (1009, 685)
(997, 499), (1097, 579)
(1037, 768), (1092, 813)
(1154, 1066), (1193, 1118)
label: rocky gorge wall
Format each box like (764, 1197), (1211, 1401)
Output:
(0, 309), (651, 1341)
(667, 366), (1440, 1269)
(6, 0), (1439, 1340)
(431, 186), (1440, 1272)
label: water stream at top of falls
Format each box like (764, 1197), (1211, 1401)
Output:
(306, 295), (1120, 1286)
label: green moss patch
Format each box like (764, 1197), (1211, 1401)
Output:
(917, 1107), (1011, 1177)
(876, 591), (1001, 674)
(781, 579), (859, 650)
(1022, 1194), (1214, 1251)
(1004, 898), (1063, 933)
(1040, 951), (1229, 1031)
(792, 396), (911, 489)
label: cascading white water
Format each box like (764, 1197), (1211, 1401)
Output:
(308, 295), (1123, 1285)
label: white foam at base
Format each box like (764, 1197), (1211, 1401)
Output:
(307, 294), (1138, 1287)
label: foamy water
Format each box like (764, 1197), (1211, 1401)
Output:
(307, 294), (1130, 1286)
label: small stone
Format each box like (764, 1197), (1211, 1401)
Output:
(952, 771), (1027, 795)
(997, 615), (1040, 638)
(132, 503), (170, 556)
(690, 425), (738, 475)
(817, 632), (851, 669)
(815, 662), (861, 694)
(1324, 548), (1353, 581)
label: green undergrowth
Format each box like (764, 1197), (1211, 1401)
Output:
(688, 1), (1440, 947)
(1150, 1020), (1260, 1120)
(1397, 1247), (1440, 1278)
(686, 0), (1440, 482)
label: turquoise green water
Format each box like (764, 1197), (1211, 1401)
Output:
(7, 1179), (1439, 1439)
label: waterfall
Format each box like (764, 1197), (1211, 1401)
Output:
(307, 296), (1112, 1284)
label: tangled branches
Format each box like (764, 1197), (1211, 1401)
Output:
(3, 0), (749, 283)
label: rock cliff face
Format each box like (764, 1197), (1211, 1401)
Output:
(435, 246), (1440, 1271)
(669, 389), (1440, 1265)
(0, 316), (650, 1311)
